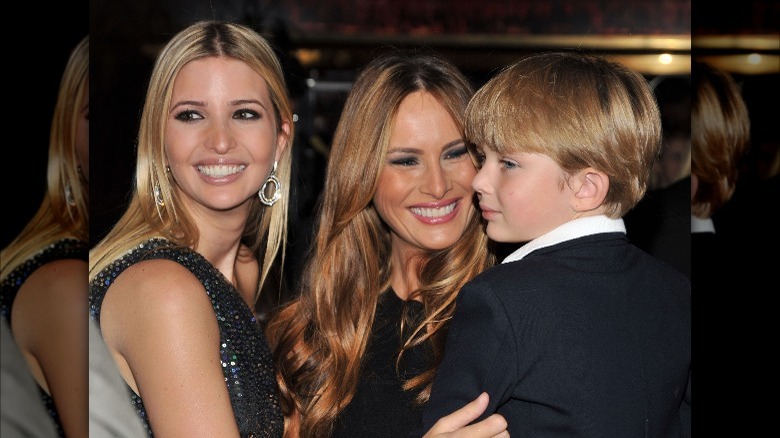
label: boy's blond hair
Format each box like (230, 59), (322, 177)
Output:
(466, 51), (662, 218)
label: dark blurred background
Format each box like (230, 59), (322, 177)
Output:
(1, 3), (89, 249)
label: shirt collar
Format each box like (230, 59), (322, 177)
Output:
(502, 215), (626, 264)
(691, 215), (715, 233)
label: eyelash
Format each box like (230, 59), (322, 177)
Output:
(444, 146), (468, 160)
(390, 157), (416, 166)
(234, 109), (260, 120)
(174, 110), (203, 122)
(471, 151), (519, 170)
(389, 146), (469, 166)
(173, 109), (261, 122)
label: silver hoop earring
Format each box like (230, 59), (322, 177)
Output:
(259, 161), (281, 206)
(153, 183), (165, 207)
(64, 183), (76, 207)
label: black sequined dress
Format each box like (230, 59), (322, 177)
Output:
(0, 237), (89, 438)
(89, 238), (283, 438)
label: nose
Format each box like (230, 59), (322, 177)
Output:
(420, 165), (450, 198)
(472, 166), (488, 194)
(206, 119), (236, 154)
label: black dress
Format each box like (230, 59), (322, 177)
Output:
(0, 237), (89, 438)
(89, 238), (284, 438)
(332, 289), (431, 437)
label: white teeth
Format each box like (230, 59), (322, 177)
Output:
(410, 202), (456, 218)
(197, 164), (246, 177)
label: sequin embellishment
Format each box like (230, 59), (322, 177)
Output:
(89, 239), (283, 437)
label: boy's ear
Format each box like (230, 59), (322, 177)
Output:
(571, 168), (609, 212)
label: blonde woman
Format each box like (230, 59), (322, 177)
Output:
(89, 21), (292, 437)
(1, 36), (89, 437)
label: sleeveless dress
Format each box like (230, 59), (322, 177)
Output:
(332, 289), (431, 437)
(1, 237), (89, 438)
(89, 238), (284, 438)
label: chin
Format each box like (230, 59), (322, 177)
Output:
(424, 239), (460, 252)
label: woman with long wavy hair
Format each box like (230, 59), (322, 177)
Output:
(266, 48), (507, 438)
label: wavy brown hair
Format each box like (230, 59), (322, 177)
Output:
(265, 48), (494, 437)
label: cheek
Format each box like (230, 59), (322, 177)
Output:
(374, 172), (405, 214)
(164, 126), (194, 163)
(450, 162), (477, 189)
(164, 139), (183, 165)
(252, 141), (278, 164)
(245, 128), (281, 161)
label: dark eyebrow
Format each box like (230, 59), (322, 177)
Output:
(230, 99), (266, 110)
(169, 100), (205, 113)
(444, 139), (466, 149)
(387, 147), (422, 154)
(169, 99), (268, 113)
(387, 139), (465, 154)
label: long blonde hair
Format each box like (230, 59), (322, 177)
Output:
(1, 36), (89, 278)
(89, 21), (294, 308)
(265, 48), (494, 437)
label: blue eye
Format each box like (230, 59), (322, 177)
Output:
(500, 159), (518, 169)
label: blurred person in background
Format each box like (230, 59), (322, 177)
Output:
(0, 36), (89, 438)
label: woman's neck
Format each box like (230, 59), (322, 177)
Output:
(190, 209), (247, 286)
(389, 244), (423, 301)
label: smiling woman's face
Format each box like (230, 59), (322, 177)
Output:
(164, 56), (285, 213)
(373, 90), (476, 258)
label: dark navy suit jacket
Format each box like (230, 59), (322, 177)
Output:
(418, 232), (691, 437)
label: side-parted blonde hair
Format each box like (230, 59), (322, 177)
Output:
(466, 51), (662, 218)
(1, 36), (89, 278)
(265, 48), (494, 437)
(89, 21), (294, 308)
(691, 59), (750, 218)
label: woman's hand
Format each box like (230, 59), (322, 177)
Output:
(423, 392), (508, 438)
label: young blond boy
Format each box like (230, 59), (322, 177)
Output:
(419, 52), (691, 437)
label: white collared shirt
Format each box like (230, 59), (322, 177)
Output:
(691, 215), (715, 233)
(502, 215), (626, 264)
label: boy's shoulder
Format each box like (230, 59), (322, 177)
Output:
(466, 253), (567, 294)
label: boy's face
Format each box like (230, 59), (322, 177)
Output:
(472, 148), (576, 243)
